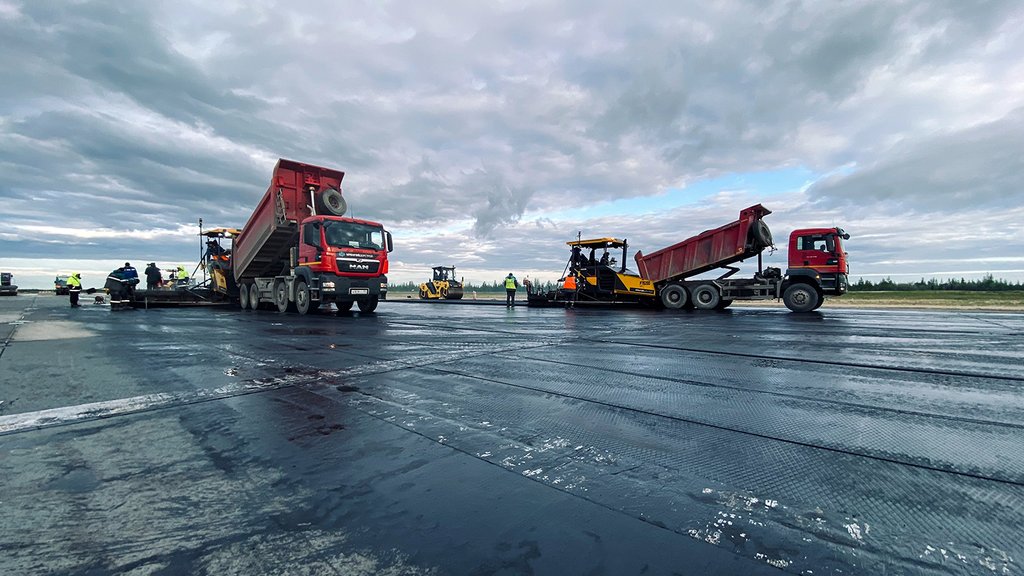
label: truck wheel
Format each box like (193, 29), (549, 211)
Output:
(335, 301), (354, 314)
(274, 281), (290, 313)
(659, 284), (687, 309)
(249, 284), (261, 311)
(783, 283), (820, 313)
(318, 188), (348, 216)
(751, 219), (773, 249)
(357, 296), (378, 313)
(295, 280), (311, 315)
(716, 299), (733, 310)
(692, 284), (721, 310)
(239, 283), (250, 310)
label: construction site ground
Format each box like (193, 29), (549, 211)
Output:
(1, 294), (1021, 575)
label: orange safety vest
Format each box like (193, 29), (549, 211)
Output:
(562, 276), (577, 290)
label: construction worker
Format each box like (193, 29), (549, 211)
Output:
(176, 265), (189, 282)
(504, 272), (518, 306)
(122, 262), (139, 300)
(144, 263), (161, 289)
(67, 273), (82, 307)
(105, 267), (128, 310)
(561, 273), (577, 307)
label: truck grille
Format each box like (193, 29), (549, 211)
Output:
(336, 257), (380, 274)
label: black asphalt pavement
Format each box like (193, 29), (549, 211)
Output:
(1, 294), (1022, 575)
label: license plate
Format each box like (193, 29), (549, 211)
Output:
(350, 288), (369, 295)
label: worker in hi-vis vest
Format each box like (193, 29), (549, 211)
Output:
(504, 273), (519, 306)
(67, 273), (82, 307)
(561, 274), (577, 307)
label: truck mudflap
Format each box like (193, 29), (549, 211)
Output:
(318, 274), (388, 302)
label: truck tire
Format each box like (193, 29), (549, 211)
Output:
(716, 299), (733, 310)
(783, 283), (820, 313)
(659, 284), (687, 309)
(692, 284), (720, 310)
(318, 188), (347, 216)
(274, 281), (290, 313)
(295, 280), (311, 315)
(357, 296), (379, 313)
(239, 283), (250, 310)
(249, 284), (261, 311)
(335, 301), (354, 314)
(751, 219), (773, 249)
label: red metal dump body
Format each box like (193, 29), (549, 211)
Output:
(635, 204), (772, 284)
(233, 159), (345, 281)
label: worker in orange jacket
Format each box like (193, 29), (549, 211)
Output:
(561, 274), (578, 307)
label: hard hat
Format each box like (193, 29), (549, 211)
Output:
(125, 262), (131, 266)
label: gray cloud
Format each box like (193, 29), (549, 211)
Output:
(807, 108), (1024, 211)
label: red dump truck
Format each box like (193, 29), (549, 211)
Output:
(634, 204), (849, 312)
(233, 159), (393, 314)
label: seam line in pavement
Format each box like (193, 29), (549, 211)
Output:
(506, 352), (1024, 430)
(422, 364), (1024, 488)
(586, 337), (1024, 382)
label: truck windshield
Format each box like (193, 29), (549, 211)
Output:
(323, 221), (384, 250)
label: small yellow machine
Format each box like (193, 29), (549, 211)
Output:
(419, 266), (464, 300)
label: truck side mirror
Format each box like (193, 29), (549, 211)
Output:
(385, 231), (394, 252)
(302, 222), (322, 248)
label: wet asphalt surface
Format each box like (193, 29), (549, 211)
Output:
(1, 294), (1022, 576)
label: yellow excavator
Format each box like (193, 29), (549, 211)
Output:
(419, 266), (464, 300)
(527, 238), (655, 306)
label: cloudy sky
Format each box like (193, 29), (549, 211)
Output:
(2, 0), (1023, 289)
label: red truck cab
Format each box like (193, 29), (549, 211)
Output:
(786, 227), (850, 296)
(298, 215), (390, 277)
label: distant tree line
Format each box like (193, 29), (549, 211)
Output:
(851, 274), (1024, 292)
